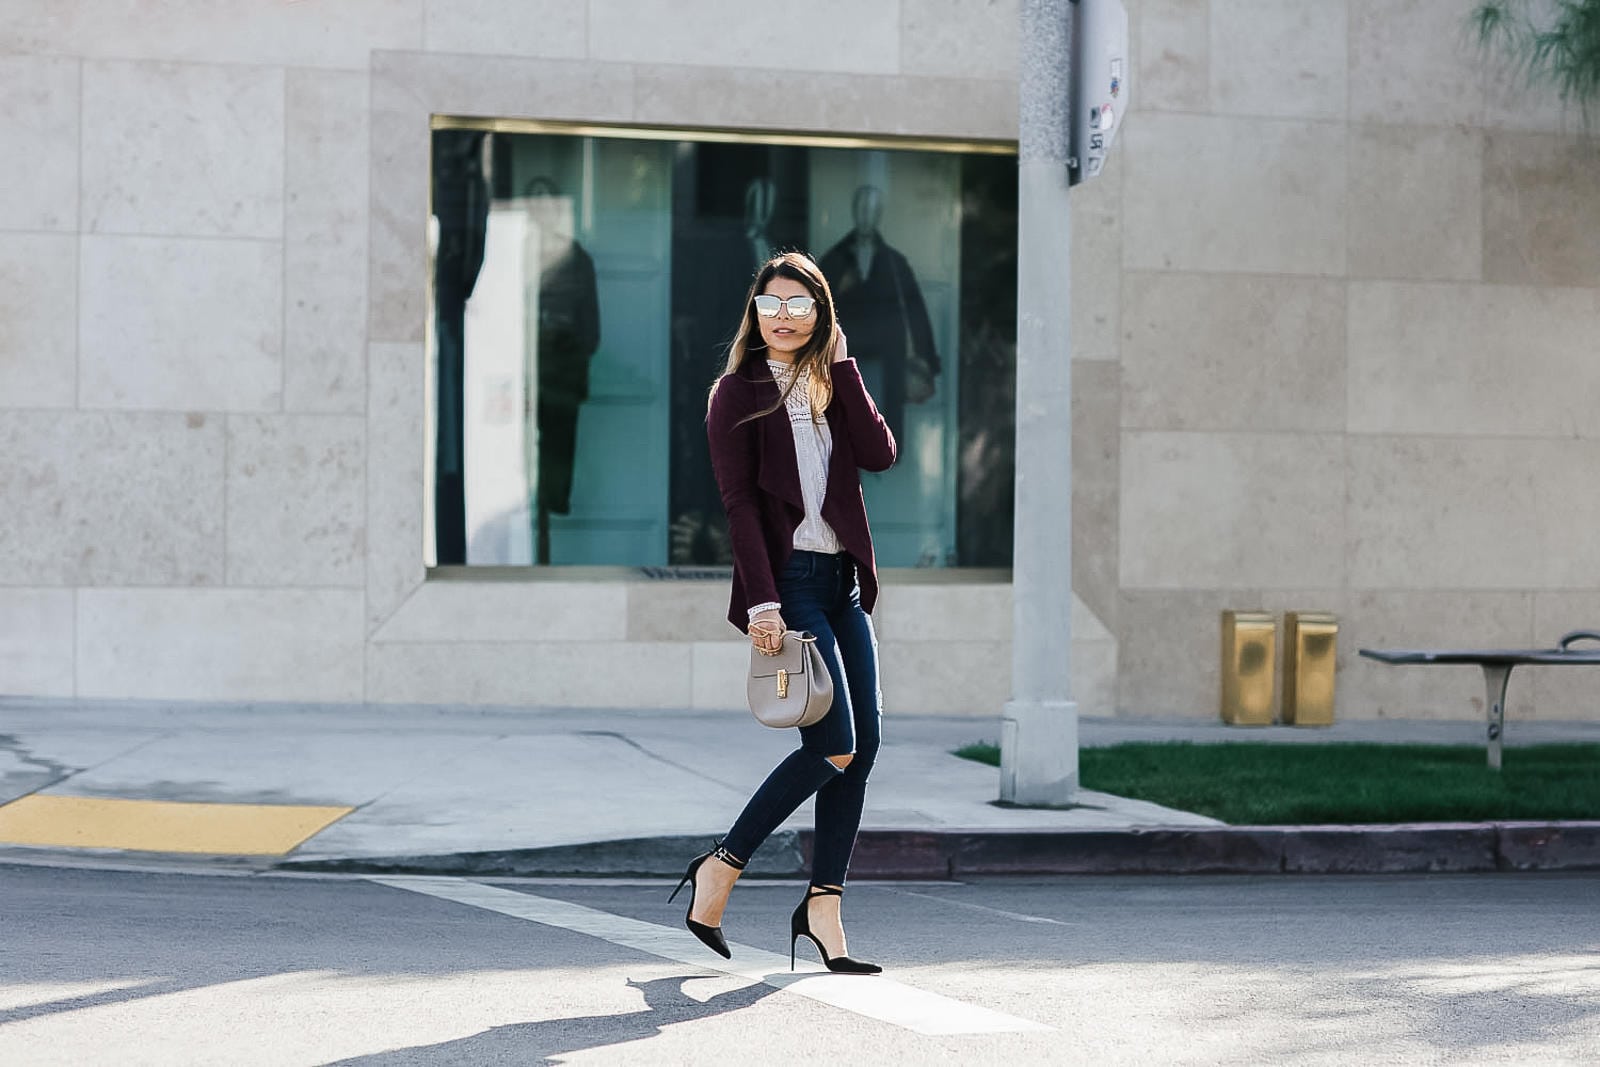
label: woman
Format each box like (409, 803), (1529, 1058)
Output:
(670, 252), (896, 974)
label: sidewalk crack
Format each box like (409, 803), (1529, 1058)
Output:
(577, 730), (748, 795)
(0, 730), (175, 806)
(310, 732), (512, 821)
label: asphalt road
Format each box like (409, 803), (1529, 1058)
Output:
(2, 862), (1598, 1065)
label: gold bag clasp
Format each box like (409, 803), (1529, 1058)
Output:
(776, 669), (789, 699)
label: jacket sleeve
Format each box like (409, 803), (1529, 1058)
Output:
(707, 379), (780, 612)
(829, 358), (897, 472)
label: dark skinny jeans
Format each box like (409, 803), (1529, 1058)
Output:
(722, 550), (882, 887)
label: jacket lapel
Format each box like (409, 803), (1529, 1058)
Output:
(758, 404), (804, 511)
(820, 404), (850, 520)
(742, 361), (805, 512)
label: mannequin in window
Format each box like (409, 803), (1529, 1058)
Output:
(524, 177), (601, 565)
(667, 170), (789, 565)
(819, 185), (940, 440)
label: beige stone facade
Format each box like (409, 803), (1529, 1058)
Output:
(1, 2), (1596, 721)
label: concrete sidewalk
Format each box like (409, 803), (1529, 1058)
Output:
(2, 698), (1598, 877)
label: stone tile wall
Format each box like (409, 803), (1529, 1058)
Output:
(1121, 0), (1600, 721)
(1, 1), (1595, 723)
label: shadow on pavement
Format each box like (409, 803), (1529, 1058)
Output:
(323, 974), (778, 1065)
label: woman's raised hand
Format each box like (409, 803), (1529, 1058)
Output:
(833, 325), (849, 363)
(749, 608), (786, 656)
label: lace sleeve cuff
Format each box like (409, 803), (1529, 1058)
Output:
(747, 601), (782, 622)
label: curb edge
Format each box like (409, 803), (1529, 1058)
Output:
(273, 822), (1600, 879)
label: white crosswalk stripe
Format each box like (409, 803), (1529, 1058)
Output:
(370, 875), (1053, 1036)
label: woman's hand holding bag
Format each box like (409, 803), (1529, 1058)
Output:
(749, 609), (785, 656)
(748, 629), (833, 728)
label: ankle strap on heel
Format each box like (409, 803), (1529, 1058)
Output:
(806, 884), (843, 897)
(711, 841), (747, 870)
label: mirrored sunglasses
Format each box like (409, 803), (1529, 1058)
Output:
(753, 295), (817, 319)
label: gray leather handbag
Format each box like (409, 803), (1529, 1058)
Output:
(747, 630), (833, 728)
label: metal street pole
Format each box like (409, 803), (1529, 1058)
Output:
(1000, 0), (1079, 805)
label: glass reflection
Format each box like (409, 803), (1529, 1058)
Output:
(427, 127), (1017, 569)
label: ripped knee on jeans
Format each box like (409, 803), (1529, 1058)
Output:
(826, 753), (854, 771)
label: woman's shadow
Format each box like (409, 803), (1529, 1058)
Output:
(325, 973), (779, 1065)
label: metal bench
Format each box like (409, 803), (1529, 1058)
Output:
(1359, 631), (1600, 769)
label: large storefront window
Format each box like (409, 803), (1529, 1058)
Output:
(426, 121), (1017, 570)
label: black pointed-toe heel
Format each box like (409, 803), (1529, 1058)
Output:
(668, 841), (746, 960)
(790, 885), (882, 975)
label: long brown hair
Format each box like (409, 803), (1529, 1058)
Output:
(709, 252), (840, 426)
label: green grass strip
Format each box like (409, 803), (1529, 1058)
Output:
(954, 741), (1600, 825)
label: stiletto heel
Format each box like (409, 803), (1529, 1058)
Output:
(670, 841), (746, 960)
(789, 885), (881, 975)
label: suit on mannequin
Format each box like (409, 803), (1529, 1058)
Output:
(667, 172), (794, 565)
(819, 185), (940, 441)
(524, 178), (601, 564)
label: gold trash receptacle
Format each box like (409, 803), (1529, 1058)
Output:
(1283, 612), (1338, 726)
(1220, 611), (1276, 726)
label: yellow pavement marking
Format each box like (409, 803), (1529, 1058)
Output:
(0, 795), (354, 855)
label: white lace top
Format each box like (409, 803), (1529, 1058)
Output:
(747, 360), (841, 621)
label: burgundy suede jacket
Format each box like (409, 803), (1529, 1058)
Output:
(706, 356), (897, 632)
